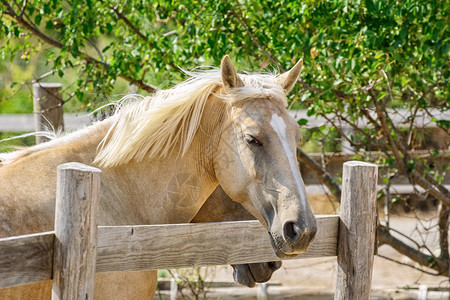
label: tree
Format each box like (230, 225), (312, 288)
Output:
(1, 0), (449, 277)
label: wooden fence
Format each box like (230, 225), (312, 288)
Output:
(0, 161), (378, 299)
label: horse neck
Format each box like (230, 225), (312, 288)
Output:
(99, 96), (229, 224)
(190, 94), (229, 181)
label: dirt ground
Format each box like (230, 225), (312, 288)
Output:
(157, 253), (449, 299)
(156, 195), (449, 299)
(200, 246), (448, 300)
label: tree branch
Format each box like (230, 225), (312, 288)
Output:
(229, 6), (326, 96)
(83, 37), (104, 62)
(2, 0), (63, 48)
(405, 104), (420, 148)
(2, 1), (158, 93)
(370, 88), (450, 207)
(414, 164), (450, 197)
(18, 0), (26, 18)
(438, 206), (449, 265)
(229, 8), (281, 69)
(377, 225), (449, 275)
(320, 112), (371, 150)
(296, 147), (342, 201)
(371, 89), (407, 170)
(409, 171), (450, 207)
(98, 0), (149, 42)
(377, 254), (440, 276)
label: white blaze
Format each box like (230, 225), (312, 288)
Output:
(270, 114), (309, 205)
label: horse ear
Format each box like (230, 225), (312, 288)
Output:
(276, 59), (303, 94)
(221, 55), (244, 90)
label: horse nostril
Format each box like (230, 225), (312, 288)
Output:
(283, 221), (317, 245)
(283, 221), (301, 244)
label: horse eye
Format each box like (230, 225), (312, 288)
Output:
(246, 135), (262, 146)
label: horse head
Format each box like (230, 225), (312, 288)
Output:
(214, 55), (317, 258)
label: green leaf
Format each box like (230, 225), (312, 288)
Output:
(436, 119), (450, 129)
(297, 118), (308, 126)
(43, 3), (51, 14)
(34, 14), (42, 26)
(365, 0), (376, 12)
(13, 26), (20, 37)
(391, 196), (400, 203)
(75, 90), (84, 101)
(45, 20), (54, 30)
(374, 53), (384, 59)
(106, 23), (113, 33)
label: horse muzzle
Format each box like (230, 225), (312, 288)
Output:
(269, 219), (317, 258)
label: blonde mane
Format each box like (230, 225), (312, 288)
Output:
(95, 70), (287, 168)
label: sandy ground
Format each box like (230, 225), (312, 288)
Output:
(198, 250), (448, 299)
(157, 254), (449, 299)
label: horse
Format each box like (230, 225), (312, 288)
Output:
(0, 55), (317, 299)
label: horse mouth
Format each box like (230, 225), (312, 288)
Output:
(232, 264), (256, 287)
(232, 261), (282, 288)
(268, 232), (309, 259)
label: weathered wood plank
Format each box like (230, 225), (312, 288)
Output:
(0, 215), (338, 289)
(96, 215), (338, 273)
(335, 161), (378, 300)
(52, 163), (101, 300)
(0, 232), (54, 289)
(33, 83), (64, 144)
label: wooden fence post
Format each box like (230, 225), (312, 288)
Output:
(335, 161), (378, 300)
(52, 163), (101, 300)
(33, 82), (64, 144)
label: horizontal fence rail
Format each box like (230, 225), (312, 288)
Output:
(0, 216), (338, 289)
(0, 232), (54, 288)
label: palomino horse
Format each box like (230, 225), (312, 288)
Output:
(0, 55), (316, 299)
